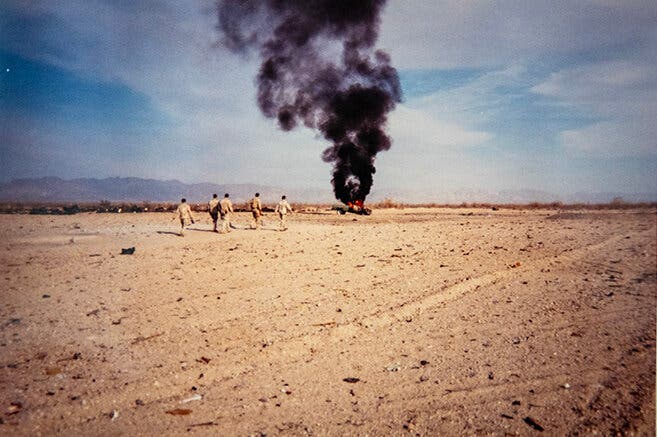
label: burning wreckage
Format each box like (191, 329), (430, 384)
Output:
(332, 200), (372, 215)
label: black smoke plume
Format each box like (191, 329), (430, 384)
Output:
(216, 0), (401, 204)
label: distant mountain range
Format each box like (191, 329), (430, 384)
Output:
(0, 177), (655, 204)
(0, 177), (333, 204)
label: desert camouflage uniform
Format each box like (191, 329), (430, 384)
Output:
(250, 196), (263, 229)
(219, 197), (233, 233)
(208, 197), (220, 232)
(175, 202), (194, 235)
(275, 199), (293, 230)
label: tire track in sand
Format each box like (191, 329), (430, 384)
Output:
(355, 228), (653, 332)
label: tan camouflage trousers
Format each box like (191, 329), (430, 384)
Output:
(278, 212), (287, 230)
(220, 214), (231, 233)
(251, 211), (263, 229)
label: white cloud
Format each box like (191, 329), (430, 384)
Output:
(532, 59), (657, 156)
(380, 0), (657, 69)
(561, 121), (656, 157)
(388, 105), (490, 149)
(533, 61), (657, 110)
(409, 65), (530, 123)
(378, 0), (657, 159)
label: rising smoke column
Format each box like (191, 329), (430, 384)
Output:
(216, 0), (401, 204)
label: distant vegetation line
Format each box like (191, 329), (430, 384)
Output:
(0, 199), (655, 215)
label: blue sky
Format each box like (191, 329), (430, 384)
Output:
(1, 0), (656, 200)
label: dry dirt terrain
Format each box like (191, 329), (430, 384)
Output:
(1, 207), (655, 436)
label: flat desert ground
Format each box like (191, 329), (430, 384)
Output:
(1, 207), (655, 436)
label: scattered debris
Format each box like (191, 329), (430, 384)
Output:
(7, 402), (23, 415)
(188, 422), (218, 428)
(42, 294), (50, 298)
(110, 409), (119, 421)
(57, 352), (81, 362)
(86, 309), (100, 317)
(4, 318), (21, 328)
(135, 399), (145, 406)
(342, 377), (360, 383)
(312, 321), (336, 327)
(385, 363), (400, 372)
(523, 416), (544, 432)
(196, 357), (211, 364)
(402, 415), (417, 431)
(500, 413), (513, 419)
(166, 408), (192, 416)
(120, 247), (136, 255)
(131, 332), (164, 345)
(45, 367), (62, 376)
(181, 394), (202, 404)
(562, 383), (571, 389)
(419, 360), (429, 366)
(89, 253), (102, 257)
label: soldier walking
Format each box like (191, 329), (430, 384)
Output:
(208, 193), (220, 232)
(219, 193), (233, 234)
(250, 192), (263, 230)
(274, 195), (294, 230)
(175, 198), (195, 236)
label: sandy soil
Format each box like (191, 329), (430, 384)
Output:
(0, 208), (655, 436)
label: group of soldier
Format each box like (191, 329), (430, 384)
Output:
(175, 193), (293, 236)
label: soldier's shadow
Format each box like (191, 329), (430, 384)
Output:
(187, 228), (218, 233)
(156, 230), (182, 236)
